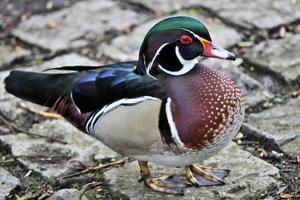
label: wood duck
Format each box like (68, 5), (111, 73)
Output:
(4, 16), (244, 195)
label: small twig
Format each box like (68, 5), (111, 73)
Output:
(0, 159), (15, 164)
(62, 158), (127, 179)
(0, 110), (67, 144)
(18, 102), (63, 119)
(16, 155), (54, 158)
(58, 174), (97, 189)
(37, 193), (52, 200)
(0, 113), (15, 131)
(239, 141), (260, 145)
(16, 155), (69, 160)
(80, 181), (102, 200)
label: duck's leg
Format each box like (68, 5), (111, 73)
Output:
(185, 164), (229, 186)
(138, 161), (186, 195)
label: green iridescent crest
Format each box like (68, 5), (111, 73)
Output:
(144, 16), (211, 43)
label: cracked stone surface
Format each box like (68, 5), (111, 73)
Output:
(1, 0), (299, 198)
(1, 0), (81, 16)
(0, 54), (117, 179)
(0, 167), (20, 200)
(0, 119), (118, 179)
(0, 70), (36, 127)
(48, 189), (88, 200)
(202, 58), (270, 107)
(246, 98), (300, 154)
(37, 53), (100, 70)
(0, 53), (100, 124)
(243, 33), (300, 83)
(199, 0), (300, 30)
(98, 18), (160, 61)
(0, 45), (30, 69)
(129, 0), (200, 14)
(12, 0), (147, 53)
(99, 11), (241, 61)
(105, 142), (280, 200)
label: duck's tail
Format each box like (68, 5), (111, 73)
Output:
(4, 70), (79, 109)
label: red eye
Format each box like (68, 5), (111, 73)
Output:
(180, 35), (193, 45)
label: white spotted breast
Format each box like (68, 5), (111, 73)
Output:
(164, 65), (244, 150)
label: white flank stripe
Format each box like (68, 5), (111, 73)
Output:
(89, 105), (108, 133)
(165, 97), (185, 148)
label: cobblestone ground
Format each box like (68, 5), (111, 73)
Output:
(0, 0), (300, 199)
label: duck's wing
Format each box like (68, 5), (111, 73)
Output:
(71, 66), (167, 114)
(4, 61), (146, 110)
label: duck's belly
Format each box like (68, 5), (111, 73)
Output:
(91, 98), (168, 157)
(88, 96), (244, 167)
(90, 98), (195, 166)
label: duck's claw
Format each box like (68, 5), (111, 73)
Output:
(138, 161), (186, 195)
(143, 176), (186, 195)
(186, 164), (229, 186)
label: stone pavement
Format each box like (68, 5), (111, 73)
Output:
(0, 168), (20, 200)
(0, 0), (299, 199)
(199, 0), (300, 30)
(105, 143), (279, 200)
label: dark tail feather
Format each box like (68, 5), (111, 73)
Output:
(4, 70), (78, 108)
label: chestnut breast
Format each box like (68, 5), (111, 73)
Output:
(164, 65), (243, 150)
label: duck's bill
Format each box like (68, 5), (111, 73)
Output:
(200, 38), (236, 61)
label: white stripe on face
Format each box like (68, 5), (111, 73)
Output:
(146, 43), (169, 79)
(157, 46), (198, 76)
(179, 28), (200, 39)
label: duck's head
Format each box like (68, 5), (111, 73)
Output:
(136, 16), (236, 77)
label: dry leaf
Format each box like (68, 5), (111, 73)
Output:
(279, 26), (286, 38)
(238, 41), (254, 47)
(47, 20), (57, 29)
(259, 148), (268, 158)
(280, 192), (293, 199)
(292, 90), (300, 97)
(46, 0), (53, 10)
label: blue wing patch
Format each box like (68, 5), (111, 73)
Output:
(70, 62), (166, 114)
(71, 68), (141, 113)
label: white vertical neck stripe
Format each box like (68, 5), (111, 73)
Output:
(165, 97), (185, 148)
